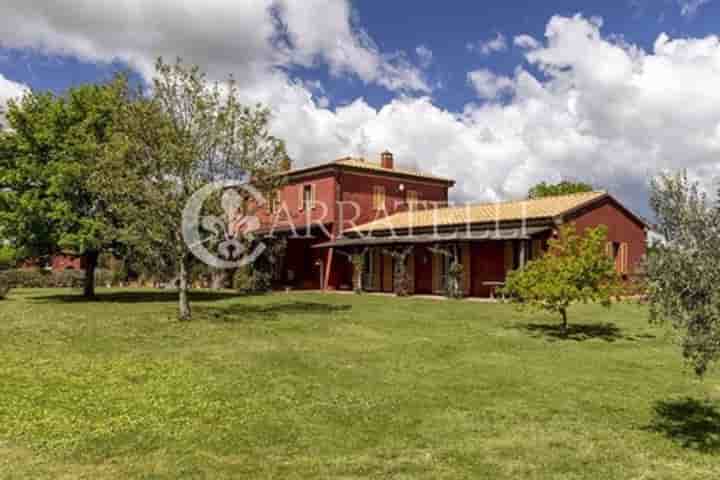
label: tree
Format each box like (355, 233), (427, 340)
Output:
(0, 78), (131, 297)
(646, 172), (720, 376)
(528, 181), (594, 199)
(95, 58), (287, 320)
(502, 224), (620, 331)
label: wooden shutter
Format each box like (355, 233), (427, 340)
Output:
(298, 184), (305, 210)
(406, 251), (415, 294)
(619, 243), (629, 274)
(532, 239), (542, 259)
(383, 254), (393, 292)
(373, 250), (382, 291)
(504, 241), (514, 277)
(432, 252), (443, 293)
(461, 243), (471, 296)
(605, 242), (613, 258)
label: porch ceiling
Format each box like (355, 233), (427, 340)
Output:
(312, 226), (550, 249)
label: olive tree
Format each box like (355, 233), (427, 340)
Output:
(646, 172), (720, 376)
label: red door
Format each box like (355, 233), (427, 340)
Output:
(471, 242), (506, 297)
(415, 246), (433, 294)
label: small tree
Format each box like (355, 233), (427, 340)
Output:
(428, 244), (464, 299)
(528, 181), (594, 199)
(383, 246), (414, 297)
(646, 172), (720, 376)
(502, 224), (620, 331)
(349, 248), (368, 294)
(95, 59), (287, 320)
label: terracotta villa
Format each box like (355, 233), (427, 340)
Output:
(256, 152), (647, 297)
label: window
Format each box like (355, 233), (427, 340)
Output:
(372, 185), (386, 210)
(406, 190), (419, 207)
(301, 184), (315, 210)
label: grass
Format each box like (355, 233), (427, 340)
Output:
(0, 288), (718, 479)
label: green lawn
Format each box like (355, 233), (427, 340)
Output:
(0, 289), (718, 479)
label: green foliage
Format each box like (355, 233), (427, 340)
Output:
(0, 275), (10, 299)
(0, 245), (17, 270)
(646, 171), (720, 376)
(93, 58), (288, 320)
(0, 269), (85, 288)
(0, 77), (131, 297)
(502, 224), (621, 329)
(233, 266), (271, 294)
(528, 180), (594, 199)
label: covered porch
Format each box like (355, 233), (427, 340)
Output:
(316, 227), (550, 298)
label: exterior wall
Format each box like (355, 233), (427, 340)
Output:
(275, 172), (337, 232)
(21, 254), (85, 272)
(338, 171), (449, 231)
(568, 198), (646, 275)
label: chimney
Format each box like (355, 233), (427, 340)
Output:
(380, 150), (394, 169)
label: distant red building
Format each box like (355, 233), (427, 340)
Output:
(257, 152), (647, 297)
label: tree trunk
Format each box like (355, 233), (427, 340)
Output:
(560, 308), (568, 335)
(178, 255), (192, 321)
(83, 250), (99, 298)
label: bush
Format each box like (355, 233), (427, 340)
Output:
(0, 269), (85, 288)
(233, 267), (272, 294)
(0, 246), (17, 271)
(0, 277), (10, 299)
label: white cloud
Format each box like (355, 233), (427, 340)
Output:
(514, 34), (540, 50)
(678, 0), (712, 17)
(467, 69), (515, 99)
(467, 33), (508, 55)
(0, 74), (29, 128)
(416, 45), (433, 68)
(0, 0), (429, 93)
(5, 7), (720, 214)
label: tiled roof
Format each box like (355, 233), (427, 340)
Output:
(350, 191), (608, 233)
(281, 157), (455, 184)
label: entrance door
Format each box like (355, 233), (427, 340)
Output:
(414, 246), (433, 294)
(471, 241), (506, 297)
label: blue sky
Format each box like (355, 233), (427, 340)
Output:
(1, 0), (719, 215)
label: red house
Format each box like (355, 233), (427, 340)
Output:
(258, 151), (647, 297)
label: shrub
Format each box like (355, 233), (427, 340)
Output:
(233, 267), (271, 294)
(0, 269), (86, 288)
(0, 246), (17, 271)
(0, 277), (10, 299)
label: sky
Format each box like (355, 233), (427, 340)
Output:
(2, 0), (720, 217)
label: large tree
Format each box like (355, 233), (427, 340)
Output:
(96, 59), (287, 320)
(646, 172), (720, 376)
(502, 224), (620, 331)
(528, 180), (594, 199)
(0, 78), (130, 297)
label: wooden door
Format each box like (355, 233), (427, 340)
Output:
(414, 246), (433, 294)
(471, 241), (506, 297)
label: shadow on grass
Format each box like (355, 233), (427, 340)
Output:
(31, 290), (241, 304)
(195, 302), (352, 322)
(647, 398), (720, 453)
(511, 322), (633, 342)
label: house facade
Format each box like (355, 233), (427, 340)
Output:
(258, 152), (647, 297)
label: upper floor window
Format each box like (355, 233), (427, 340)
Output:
(372, 185), (386, 210)
(301, 184), (315, 210)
